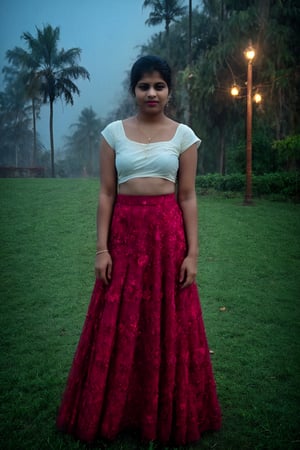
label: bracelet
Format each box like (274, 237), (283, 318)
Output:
(96, 249), (109, 255)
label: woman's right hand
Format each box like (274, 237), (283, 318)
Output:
(95, 252), (112, 285)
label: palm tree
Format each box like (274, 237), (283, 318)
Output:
(23, 71), (41, 166)
(143, 0), (186, 36)
(65, 107), (102, 176)
(0, 76), (33, 167)
(3, 62), (42, 166)
(7, 25), (90, 177)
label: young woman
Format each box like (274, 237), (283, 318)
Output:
(57, 55), (221, 446)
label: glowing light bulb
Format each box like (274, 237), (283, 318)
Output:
(231, 85), (240, 96)
(253, 93), (262, 103)
(244, 43), (255, 61)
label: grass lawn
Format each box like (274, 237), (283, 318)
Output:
(0, 179), (299, 450)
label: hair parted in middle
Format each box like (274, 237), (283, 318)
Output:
(130, 55), (172, 95)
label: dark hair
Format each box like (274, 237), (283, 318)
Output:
(130, 55), (172, 95)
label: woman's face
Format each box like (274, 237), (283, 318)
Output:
(134, 71), (169, 115)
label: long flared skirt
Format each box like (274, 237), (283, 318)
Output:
(56, 194), (221, 445)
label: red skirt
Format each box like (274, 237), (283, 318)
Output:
(56, 194), (221, 445)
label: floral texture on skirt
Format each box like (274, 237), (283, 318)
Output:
(56, 194), (221, 445)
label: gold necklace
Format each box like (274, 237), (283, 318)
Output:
(136, 117), (162, 143)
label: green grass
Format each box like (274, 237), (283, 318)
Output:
(0, 179), (299, 450)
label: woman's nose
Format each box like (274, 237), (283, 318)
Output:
(147, 86), (156, 97)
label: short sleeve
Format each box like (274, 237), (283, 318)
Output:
(101, 121), (118, 150)
(179, 124), (201, 154)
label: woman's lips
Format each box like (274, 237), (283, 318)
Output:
(146, 101), (158, 106)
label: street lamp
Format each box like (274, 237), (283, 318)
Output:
(231, 42), (261, 205)
(244, 42), (255, 205)
(253, 92), (262, 103)
(230, 84), (240, 97)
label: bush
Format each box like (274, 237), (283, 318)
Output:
(272, 135), (300, 170)
(196, 172), (299, 201)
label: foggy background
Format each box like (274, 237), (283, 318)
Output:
(0, 0), (164, 149)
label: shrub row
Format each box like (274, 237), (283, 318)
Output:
(0, 166), (45, 178)
(195, 172), (299, 200)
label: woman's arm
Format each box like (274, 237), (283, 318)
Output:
(95, 138), (117, 284)
(177, 143), (199, 288)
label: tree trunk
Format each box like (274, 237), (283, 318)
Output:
(219, 126), (225, 175)
(49, 100), (55, 178)
(187, 0), (192, 127)
(165, 21), (170, 59)
(188, 0), (192, 66)
(197, 145), (204, 175)
(32, 98), (37, 166)
(15, 144), (18, 167)
(88, 134), (92, 176)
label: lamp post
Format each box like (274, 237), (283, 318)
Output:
(244, 43), (255, 205)
(231, 43), (259, 205)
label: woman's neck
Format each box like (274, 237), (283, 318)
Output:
(135, 112), (168, 124)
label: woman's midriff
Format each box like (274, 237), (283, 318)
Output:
(118, 177), (175, 196)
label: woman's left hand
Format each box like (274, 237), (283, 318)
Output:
(179, 255), (197, 289)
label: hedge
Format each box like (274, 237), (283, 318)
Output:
(195, 172), (299, 201)
(0, 166), (45, 178)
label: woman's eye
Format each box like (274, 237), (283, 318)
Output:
(137, 83), (166, 91)
(138, 84), (149, 91)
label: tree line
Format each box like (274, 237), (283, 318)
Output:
(0, 0), (299, 177)
(140, 0), (300, 175)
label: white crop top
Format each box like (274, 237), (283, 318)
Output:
(101, 120), (201, 184)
